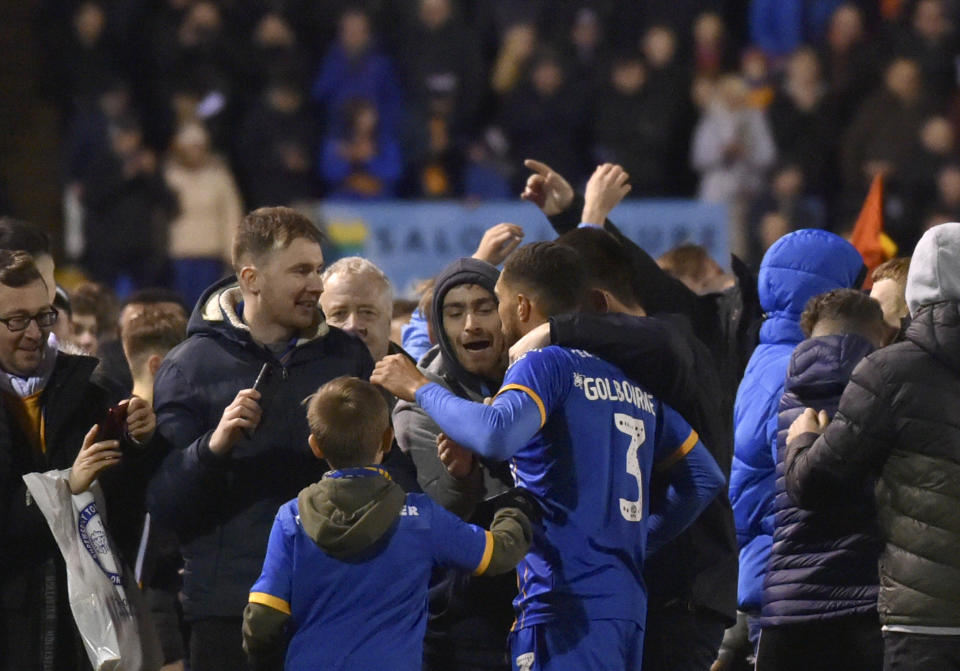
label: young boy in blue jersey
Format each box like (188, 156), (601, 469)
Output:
(373, 242), (726, 671)
(241, 376), (535, 671)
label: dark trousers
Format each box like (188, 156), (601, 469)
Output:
(883, 631), (960, 671)
(755, 614), (882, 671)
(190, 617), (250, 671)
(642, 602), (727, 671)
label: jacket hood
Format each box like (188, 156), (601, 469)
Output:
(297, 469), (406, 559)
(757, 229), (865, 345)
(188, 275), (329, 347)
(430, 257), (502, 390)
(905, 301), (960, 375)
(785, 334), (875, 399)
(906, 222), (960, 317)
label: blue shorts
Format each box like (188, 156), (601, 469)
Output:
(508, 619), (644, 671)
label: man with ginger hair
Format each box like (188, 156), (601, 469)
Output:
(148, 206), (372, 671)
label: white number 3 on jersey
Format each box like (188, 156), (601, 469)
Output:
(615, 413), (646, 522)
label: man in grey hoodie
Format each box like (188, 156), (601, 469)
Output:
(242, 376), (534, 671)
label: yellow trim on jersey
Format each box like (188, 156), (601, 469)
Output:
(473, 530), (495, 575)
(495, 384), (547, 428)
(249, 592), (292, 615)
(655, 430), (700, 472)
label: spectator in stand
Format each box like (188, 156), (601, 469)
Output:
(63, 77), (133, 190)
(593, 54), (688, 197)
(819, 4), (881, 129)
(691, 74), (777, 259)
(147, 207), (373, 671)
(750, 164), (828, 262)
(785, 222), (960, 670)
(62, 1), (120, 111)
(164, 121), (243, 309)
(311, 7), (403, 138)
(396, 0), (482, 139)
(490, 22), (538, 96)
(246, 12), (309, 98)
(80, 115), (177, 293)
(729, 229), (865, 651)
(891, 0), (957, 106)
(499, 49), (586, 190)
(935, 162), (960, 219)
(757, 289), (887, 671)
(748, 0), (845, 59)
(741, 49), (775, 110)
(767, 48), (836, 203)
(692, 12), (736, 78)
(320, 98), (403, 200)
(900, 116), (955, 236)
(236, 73), (318, 208)
(869, 257), (912, 338)
(840, 58), (929, 245)
(562, 7), (609, 99)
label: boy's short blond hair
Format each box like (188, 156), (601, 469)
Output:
(306, 377), (388, 468)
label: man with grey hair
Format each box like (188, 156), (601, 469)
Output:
(320, 256), (421, 493)
(785, 222), (960, 669)
(320, 256), (393, 362)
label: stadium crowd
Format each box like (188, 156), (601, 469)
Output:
(2, 1), (960, 671)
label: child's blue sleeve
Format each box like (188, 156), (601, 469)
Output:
(414, 348), (571, 460)
(427, 499), (495, 575)
(249, 505), (295, 615)
(401, 309), (431, 362)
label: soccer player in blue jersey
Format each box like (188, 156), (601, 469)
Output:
(373, 242), (726, 671)
(241, 377), (535, 671)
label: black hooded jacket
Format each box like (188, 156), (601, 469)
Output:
(147, 277), (373, 620)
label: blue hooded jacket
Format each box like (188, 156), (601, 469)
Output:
(761, 334), (882, 625)
(730, 229), (864, 611)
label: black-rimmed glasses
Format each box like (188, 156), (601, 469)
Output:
(0, 308), (59, 332)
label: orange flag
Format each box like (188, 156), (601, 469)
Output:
(850, 173), (898, 289)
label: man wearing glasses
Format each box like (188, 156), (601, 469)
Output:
(0, 250), (157, 671)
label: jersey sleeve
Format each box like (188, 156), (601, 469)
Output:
(653, 402), (700, 472)
(427, 498), (495, 576)
(249, 505), (295, 615)
(496, 347), (574, 427)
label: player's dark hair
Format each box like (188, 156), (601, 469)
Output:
(232, 207), (325, 271)
(501, 242), (587, 316)
(556, 227), (641, 310)
(306, 377), (389, 468)
(800, 288), (884, 338)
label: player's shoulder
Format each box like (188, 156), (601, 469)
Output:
(509, 345), (597, 372)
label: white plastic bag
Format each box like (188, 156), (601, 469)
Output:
(23, 470), (163, 671)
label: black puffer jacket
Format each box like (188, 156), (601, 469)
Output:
(762, 334), (882, 625)
(786, 302), (960, 627)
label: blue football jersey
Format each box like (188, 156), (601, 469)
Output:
(497, 346), (698, 629)
(249, 490), (492, 671)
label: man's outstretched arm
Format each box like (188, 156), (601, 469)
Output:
(373, 354), (543, 461)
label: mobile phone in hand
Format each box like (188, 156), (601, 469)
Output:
(243, 363), (273, 440)
(99, 402), (128, 443)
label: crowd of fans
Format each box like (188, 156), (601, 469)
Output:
(3, 1), (960, 671)
(29, 0), (960, 293)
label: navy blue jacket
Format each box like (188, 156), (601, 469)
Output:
(147, 277), (373, 620)
(761, 334), (882, 625)
(730, 229), (864, 610)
